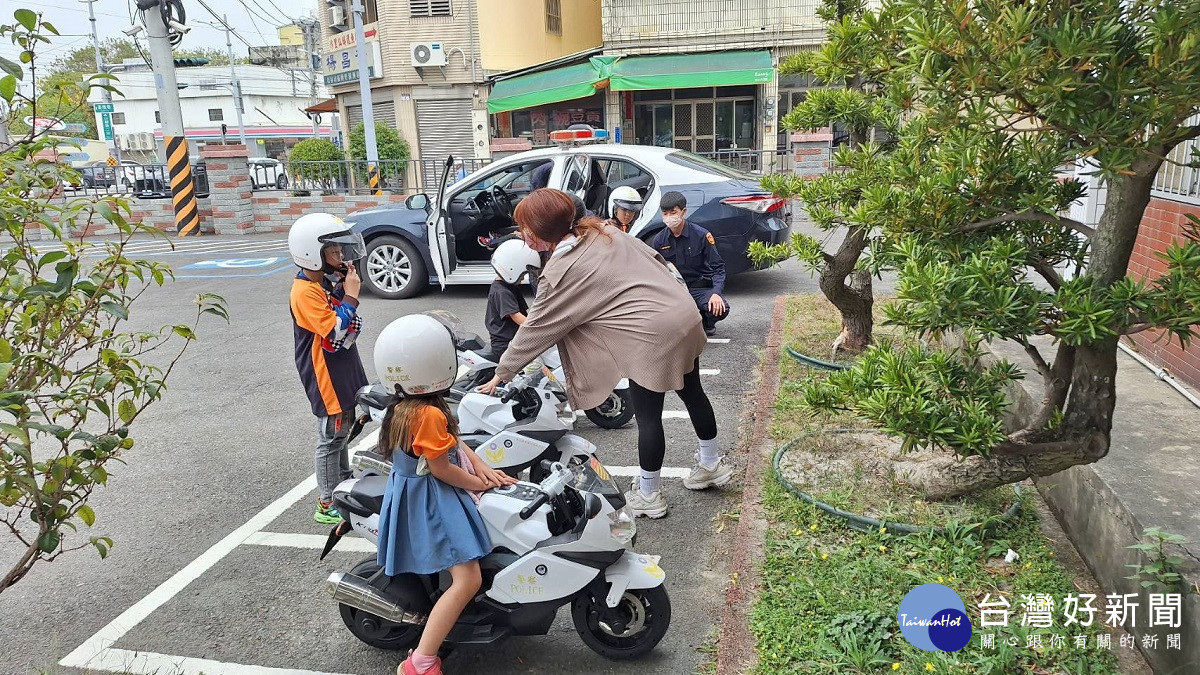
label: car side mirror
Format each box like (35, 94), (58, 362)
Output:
(406, 194), (430, 210)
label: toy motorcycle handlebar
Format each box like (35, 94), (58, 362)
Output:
(519, 461), (571, 520)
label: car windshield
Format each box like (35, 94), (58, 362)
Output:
(665, 150), (754, 180)
(570, 457), (621, 497)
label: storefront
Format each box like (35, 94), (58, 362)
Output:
(492, 92), (605, 147)
(486, 49), (774, 153)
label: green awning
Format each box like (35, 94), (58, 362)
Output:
(609, 50), (774, 91)
(488, 56), (617, 114)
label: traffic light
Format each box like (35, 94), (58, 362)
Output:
(173, 58), (210, 67)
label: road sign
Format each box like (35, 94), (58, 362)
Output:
(24, 116), (65, 131)
(64, 152), (89, 162)
(101, 113), (113, 141)
(106, 156), (118, 167)
(62, 123), (87, 133)
(94, 103), (114, 113)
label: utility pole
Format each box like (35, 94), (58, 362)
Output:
(221, 16), (248, 146)
(351, 0), (380, 194)
(300, 18), (319, 137)
(144, 2), (201, 236)
(84, 0), (121, 163)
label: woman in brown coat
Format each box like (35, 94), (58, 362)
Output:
(477, 189), (733, 518)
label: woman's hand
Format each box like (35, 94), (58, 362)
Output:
(476, 375), (505, 396)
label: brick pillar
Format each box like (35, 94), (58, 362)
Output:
(200, 144), (253, 235)
(791, 130), (834, 178)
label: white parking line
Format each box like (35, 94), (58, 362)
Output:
(699, 369), (720, 376)
(575, 409), (691, 420)
(706, 338), (730, 344)
(60, 431), (380, 675)
(606, 466), (691, 479)
(244, 531), (378, 553)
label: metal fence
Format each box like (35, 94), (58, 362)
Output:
(1152, 115), (1200, 205)
(61, 163), (210, 199)
(259, 157), (493, 195)
(697, 149), (794, 174)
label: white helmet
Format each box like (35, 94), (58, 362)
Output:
(288, 213), (366, 271)
(374, 314), (458, 396)
(608, 185), (644, 218)
(490, 239), (541, 285)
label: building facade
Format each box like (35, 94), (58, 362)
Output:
(88, 62), (331, 162)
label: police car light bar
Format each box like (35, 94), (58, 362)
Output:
(549, 128), (610, 144)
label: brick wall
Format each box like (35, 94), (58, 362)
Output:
(1125, 196), (1200, 390)
(35, 145), (409, 239)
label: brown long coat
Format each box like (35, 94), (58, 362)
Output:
(496, 224), (708, 410)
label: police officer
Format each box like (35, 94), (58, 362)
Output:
(651, 191), (729, 336)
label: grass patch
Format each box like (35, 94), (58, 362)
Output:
(750, 296), (1121, 674)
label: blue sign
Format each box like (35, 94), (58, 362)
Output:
(64, 152), (89, 162)
(614, 126), (622, 144)
(62, 123), (87, 133)
(341, 51), (350, 69)
(183, 257), (283, 270)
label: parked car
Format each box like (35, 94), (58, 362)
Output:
(343, 135), (792, 299)
(249, 157), (288, 189)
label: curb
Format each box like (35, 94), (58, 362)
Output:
(715, 294), (787, 675)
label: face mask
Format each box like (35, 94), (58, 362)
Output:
(664, 214), (684, 228)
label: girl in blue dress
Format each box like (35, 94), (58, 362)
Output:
(372, 314), (518, 675)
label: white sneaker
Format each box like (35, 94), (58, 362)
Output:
(684, 456), (734, 491)
(624, 484), (668, 519)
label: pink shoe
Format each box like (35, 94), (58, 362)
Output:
(398, 654), (442, 675)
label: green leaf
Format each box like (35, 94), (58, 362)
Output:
(37, 250), (68, 268)
(0, 56), (21, 79)
(77, 504), (95, 527)
(100, 302), (130, 321)
(41, 21), (58, 35)
(117, 399), (136, 425)
(14, 9), (37, 31)
(172, 325), (197, 340)
(0, 74), (15, 102)
(37, 530), (60, 554)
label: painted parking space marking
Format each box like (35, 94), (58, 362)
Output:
(699, 369), (720, 376)
(183, 257), (284, 270)
(59, 432), (379, 675)
(706, 338), (730, 344)
(24, 238), (290, 258)
(244, 531), (377, 553)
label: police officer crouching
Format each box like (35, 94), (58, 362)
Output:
(651, 191), (729, 337)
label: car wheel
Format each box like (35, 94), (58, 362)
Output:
(362, 235), (428, 300)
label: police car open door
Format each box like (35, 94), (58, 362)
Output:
(562, 154), (592, 204)
(426, 155), (457, 289)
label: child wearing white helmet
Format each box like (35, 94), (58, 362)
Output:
(287, 213), (370, 524)
(372, 314), (517, 675)
(480, 239), (540, 362)
(607, 185), (644, 233)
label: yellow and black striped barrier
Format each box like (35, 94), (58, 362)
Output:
(165, 135), (201, 236)
(368, 165), (382, 196)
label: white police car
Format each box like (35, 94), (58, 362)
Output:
(344, 128), (791, 299)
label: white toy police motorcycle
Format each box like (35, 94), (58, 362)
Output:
(323, 313), (670, 661)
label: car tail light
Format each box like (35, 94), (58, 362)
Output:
(721, 195), (786, 213)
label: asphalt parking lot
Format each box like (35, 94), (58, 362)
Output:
(0, 233), (822, 675)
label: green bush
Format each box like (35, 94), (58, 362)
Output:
(349, 122), (410, 186)
(288, 138), (344, 193)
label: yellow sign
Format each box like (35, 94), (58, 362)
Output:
(106, 156), (118, 167)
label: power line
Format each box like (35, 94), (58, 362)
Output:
(247, 0), (293, 26)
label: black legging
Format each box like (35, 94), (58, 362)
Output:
(628, 358), (718, 472)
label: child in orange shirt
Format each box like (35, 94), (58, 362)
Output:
(372, 314), (518, 675)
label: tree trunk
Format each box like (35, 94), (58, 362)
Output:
(892, 169), (1159, 499)
(820, 224), (874, 353)
(888, 434), (1106, 500)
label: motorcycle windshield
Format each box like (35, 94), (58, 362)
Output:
(571, 457), (622, 498)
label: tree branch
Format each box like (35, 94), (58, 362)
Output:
(960, 211), (1096, 239)
(1017, 337), (1052, 380)
(1030, 260), (1064, 291)
(1122, 323), (1153, 336)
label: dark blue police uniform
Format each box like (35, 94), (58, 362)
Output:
(651, 222), (730, 330)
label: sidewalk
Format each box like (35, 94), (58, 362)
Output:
(993, 339), (1200, 673)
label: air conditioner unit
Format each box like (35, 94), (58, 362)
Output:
(133, 133), (154, 151)
(329, 6), (347, 28)
(118, 134), (133, 151)
(410, 42), (447, 67)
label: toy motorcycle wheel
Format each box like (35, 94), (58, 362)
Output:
(584, 389), (635, 429)
(571, 586), (671, 659)
(338, 557), (422, 651)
